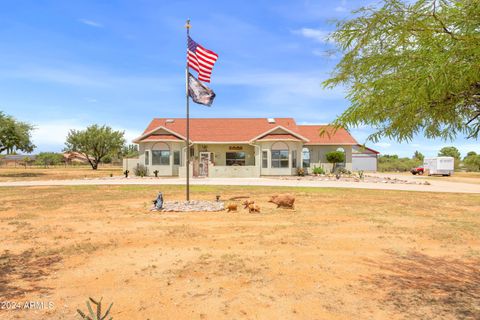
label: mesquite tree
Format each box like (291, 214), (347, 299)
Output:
(323, 0), (480, 142)
(65, 125), (125, 170)
(0, 111), (35, 154)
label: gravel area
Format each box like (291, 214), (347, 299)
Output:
(274, 174), (431, 185)
(156, 200), (225, 212)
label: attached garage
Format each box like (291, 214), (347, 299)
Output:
(352, 145), (379, 171)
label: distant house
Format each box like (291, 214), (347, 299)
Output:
(63, 152), (90, 164)
(0, 154), (37, 166)
(124, 117), (378, 177)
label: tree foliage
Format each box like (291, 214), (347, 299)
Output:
(65, 125), (125, 170)
(413, 150), (425, 161)
(325, 150), (346, 172)
(378, 154), (422, 171)
(0, 111), (35, 154)
(438, 146), (461, 159)
(463, 152), (480, 171)
(36, 152), (64, 167)
(324, 0), (480, 142)
(121, 144), (139, 158)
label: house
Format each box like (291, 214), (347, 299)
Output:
(0, 154), (36, 166)
(124, 117), (373, 177)
(352, 145), (379, 171)
(63, 152), (90, 164)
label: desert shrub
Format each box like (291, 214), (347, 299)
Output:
(312, 166), (325, 174)
(378, 154), (421, 172)
(134, 164), (148, 177)
(336, 167), (351, 174)
(35, 152), (64, 167)
(463, 153), (480, 172)
(296, 167), (305, 176)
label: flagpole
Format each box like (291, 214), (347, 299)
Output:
(185, 19), (191, 202)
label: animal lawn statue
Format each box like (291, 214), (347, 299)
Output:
(152, 192), (164, 211)
(269, 194), (295, 209)
(248, 203), (260, 213)
(242, 199), (254, 209)
(226, 203), (238, 212)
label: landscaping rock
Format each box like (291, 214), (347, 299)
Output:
(158, 200), (225, 212)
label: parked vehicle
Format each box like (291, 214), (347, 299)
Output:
(423, 157), (454, 176)
(410, 166), (424, 175)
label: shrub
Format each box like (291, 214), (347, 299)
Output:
(325, 151), (345, 172)
(312, 166), (325, 175)
(296, 167), (305, 176)
(134, 164), (148, 177)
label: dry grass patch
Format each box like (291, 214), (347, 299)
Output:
(0, 185), (478, 319)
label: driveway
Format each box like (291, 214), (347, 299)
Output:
(0, 176), (478, 193)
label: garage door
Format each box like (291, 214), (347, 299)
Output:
(352, 154), (377, 171)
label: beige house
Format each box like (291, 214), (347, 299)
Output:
(124, 117), (362, 177)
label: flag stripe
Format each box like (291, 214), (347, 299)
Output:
(187, 36), (218, 83)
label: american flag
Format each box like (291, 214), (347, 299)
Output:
(187, 36), (218, 83)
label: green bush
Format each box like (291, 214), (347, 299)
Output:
(134, 164), (148, 177)
(35, 152), (64, 167)
(312, 166), (325, 175)
(325, 151), (346, 172)
(378, 154), (422, 172)
(463, 153), (480, 172)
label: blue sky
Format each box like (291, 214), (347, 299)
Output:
(0, 0), (478, 157)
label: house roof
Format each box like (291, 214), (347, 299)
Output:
(135, 118), (358, 145)
(298, 125), (358, 145)
(352, 145), (380, 154)
(256, 134), (302, 142)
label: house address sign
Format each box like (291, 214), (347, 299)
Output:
(229, 146), (243, 150)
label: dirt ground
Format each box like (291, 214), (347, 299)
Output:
(379, 171), (480, 185)
(0, 185), (479, 319)
(0, 166), (123, 182)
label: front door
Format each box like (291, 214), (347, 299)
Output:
(199, 152), (210, 177)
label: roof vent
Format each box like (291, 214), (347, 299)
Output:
(267, 118), (275, 124)
(165, 119), (175, 124)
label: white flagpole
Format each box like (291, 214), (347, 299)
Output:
(185, 19), (191, 201)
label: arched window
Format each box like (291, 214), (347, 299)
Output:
(152, 142), (170, 165)
(271, 142), (289, 168)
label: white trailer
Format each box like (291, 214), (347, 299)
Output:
(423, 157), (454, 176)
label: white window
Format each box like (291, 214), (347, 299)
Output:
(173, 151), (180, 165)
(271, 142), (289, 168)
(262, 151), (268, 168)
(302, 148), (310, 167)
(145, 150), (150, 165)
(226, 152), (245, 166)
(152, 142), (170, 165)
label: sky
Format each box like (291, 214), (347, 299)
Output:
(0, 0), (478, 157)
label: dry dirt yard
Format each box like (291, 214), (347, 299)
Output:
(0, 166), (123, 182)
(0, 185), (479, 320)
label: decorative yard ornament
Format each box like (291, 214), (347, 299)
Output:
(152, 192), (164, 210)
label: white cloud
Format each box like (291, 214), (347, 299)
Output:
(293, 28), (333, 44)
(79, 19), (103, 28)
(32, 119), (142, 152)
(375, 142), (391, 148)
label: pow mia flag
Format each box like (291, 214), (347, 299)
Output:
(188, 72), (216, 106)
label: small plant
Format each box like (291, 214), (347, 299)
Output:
(134, 164), (148, 177)
(123, 170), (129, 178)
(153, 170), (159, 177)
(312, 166), (325, 175)
(77, 297), (113, 320)
(296, 167), (305, 176)
(358, 170), (364, 180)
